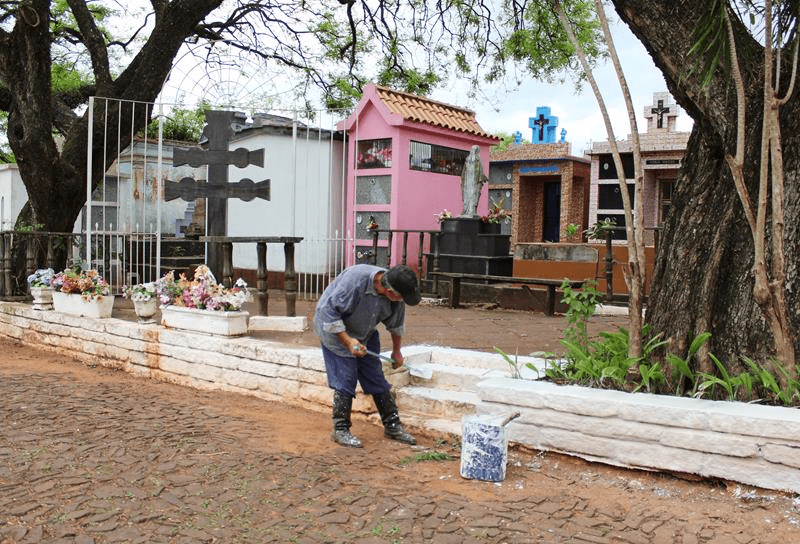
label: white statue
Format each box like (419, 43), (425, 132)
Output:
(460, 145), (489, 217)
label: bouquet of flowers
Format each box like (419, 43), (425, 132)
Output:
(155, 265), (252, 312)
(484, 197), (511, 224)
(50, 265), (110, 300)
(435, 209), (453, 223)
(122, 281), (157, 302)
(27, 268), (55, 288)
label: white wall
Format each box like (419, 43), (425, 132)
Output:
(228, 130), (345, 274)
(0, 163), (27, 230)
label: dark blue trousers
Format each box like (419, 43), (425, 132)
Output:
(322, 331), (391, 397)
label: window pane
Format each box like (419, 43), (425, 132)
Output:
(410, 141), (469, 176)
(357, 139), (392, 169)
(598, 153), (635, 180)
(598, 183), (635, 209)
(410, 141), (432, 171)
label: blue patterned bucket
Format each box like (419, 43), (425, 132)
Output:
(459, 412), (520, 482)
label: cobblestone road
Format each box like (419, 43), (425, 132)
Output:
(2, 340), (800, 544)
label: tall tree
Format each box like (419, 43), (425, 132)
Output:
(553, 0), (647, 359)
(0, 0), (603, 238)
(609, 0), (800, 378)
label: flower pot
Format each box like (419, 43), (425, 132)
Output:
(160, 305), (249, 336)
(30, 286), (54, 311)
(132, 297), (159, 324)
(481, 222), (501, 234)
(52, 291), (115, 318)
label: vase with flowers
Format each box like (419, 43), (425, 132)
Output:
(155, 265), (253, 336)
(481, 197), (511, 233)
(49, 264), (115, 318)
(27, 268), (55, 310)
(123, 281), (159, 323)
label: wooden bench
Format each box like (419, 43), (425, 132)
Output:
(428, 272), (587, 315)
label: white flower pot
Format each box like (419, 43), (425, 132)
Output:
(132, 298), (159, 324)
(160, 305), (249, 336)
(52, 292), (115, 318)
(30, 286), (54, 311)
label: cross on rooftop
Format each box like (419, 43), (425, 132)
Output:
(651, 100), (670, 129)
(528, 106), (558, 144)
(644, 93), (679, 132)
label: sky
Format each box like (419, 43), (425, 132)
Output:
(429, 17), (694, 156)
(139, 3), (695, 157)
(152, 10), (693, 158)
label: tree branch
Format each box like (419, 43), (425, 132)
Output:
(65, 0), (112, 90)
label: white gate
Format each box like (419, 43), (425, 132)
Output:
(84, 98), (354, 298)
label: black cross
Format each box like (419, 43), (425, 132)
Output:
(533, 113), (550, 140)
(169, 110), (269, 278)
(651, 100), (670, 129)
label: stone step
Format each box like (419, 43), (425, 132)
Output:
(404, 416), (462, 438)
(403, 345), (551, 374)
(407, 362), (510, 391)
(395, 386), (481, 421)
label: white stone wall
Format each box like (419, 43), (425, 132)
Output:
(479, 377), (800, 494)
(0, 302), (390, 415)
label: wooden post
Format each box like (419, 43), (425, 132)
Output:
(46, 235), (56, 270)
(222, 241), (234, 288)
(605, 229), (614, 300)
(450, 275), (461, 308)
(371, 230), (379, 265)
(401, 231), (409, 266)
(256, 241), (268, 316)
(417, 232), (425, 275)
(25, 234), (35, 278)
(386, 231), (393, 267)
(284, 242), (297, 317)
(432, 232), (441, 295)
(545, 285), (556, 316)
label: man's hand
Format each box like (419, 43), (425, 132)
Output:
(350, 340), (367, 357)
(337, 332), (366, 357)
(391, 350), (404, 369)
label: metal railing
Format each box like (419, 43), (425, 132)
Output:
(367, 228), (438, 277)
(1, 230), (165, 298)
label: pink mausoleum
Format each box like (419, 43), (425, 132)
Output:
(338, 84), (499, 271)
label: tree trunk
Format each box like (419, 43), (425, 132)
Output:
(611, 0), (800, 376)
(1, 1), (223, 234)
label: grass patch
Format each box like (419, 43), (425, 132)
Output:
(399, 451), (452, 465)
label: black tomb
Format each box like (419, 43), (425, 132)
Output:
(428, 217), (513, 277)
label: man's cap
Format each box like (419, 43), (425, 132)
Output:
(384, 265), (422, 306)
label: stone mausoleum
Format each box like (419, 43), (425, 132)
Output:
(489, 106), (591, 246)
(510, 93), (692, 295)
(588, 92), (690, 247)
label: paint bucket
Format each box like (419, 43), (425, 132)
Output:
(459, 412), (521, 482)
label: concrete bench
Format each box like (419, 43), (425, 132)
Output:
(429, 272), (587, 315)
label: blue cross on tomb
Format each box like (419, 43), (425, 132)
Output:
(529, 106), (558, 144)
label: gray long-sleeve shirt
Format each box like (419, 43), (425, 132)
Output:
(314, 265), (405, 357)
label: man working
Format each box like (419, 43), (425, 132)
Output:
(314, 264), (421, 448)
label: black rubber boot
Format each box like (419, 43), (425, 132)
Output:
(372, 391), (416, 445)
(331, 390), (362, 448)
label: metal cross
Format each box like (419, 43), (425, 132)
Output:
(651, 100), (671, 129)
(168, 110), (270, 277)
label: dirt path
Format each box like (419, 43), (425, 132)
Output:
(2, 300), (800, 543)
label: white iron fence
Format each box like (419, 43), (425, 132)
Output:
(81, 97), (353, 299)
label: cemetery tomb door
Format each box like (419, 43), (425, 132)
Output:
(543, 181), (561, 242)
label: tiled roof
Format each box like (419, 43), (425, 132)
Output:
(374, 85), (498, 140)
